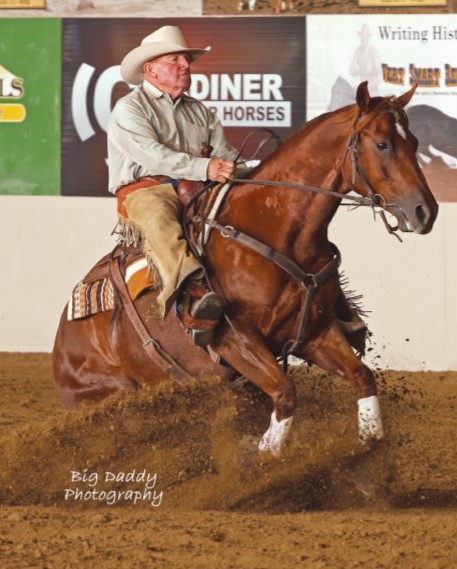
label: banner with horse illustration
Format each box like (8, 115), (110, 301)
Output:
(307, 14), (457, 202)
(1, 15), (455, 201)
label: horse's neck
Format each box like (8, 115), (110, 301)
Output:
(250, 115), (352, 259)
(256, 111), (352, 189)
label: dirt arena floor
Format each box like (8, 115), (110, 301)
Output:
(0, 352), (456, 568)
(1, 2), (456, 565)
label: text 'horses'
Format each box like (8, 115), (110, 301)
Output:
(53, 82), (438, 458)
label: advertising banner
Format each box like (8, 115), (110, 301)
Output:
(0, 0), (45, 6)
(307, 14), (457, 202)
(62, 17), (306, 196)
(359, 1), (447, 5)
(0, 19), (60, 195)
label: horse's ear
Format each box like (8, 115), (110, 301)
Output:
(397, 83), (418, 108)
(355, 81), (370, 113)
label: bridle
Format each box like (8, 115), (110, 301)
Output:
(185, 100), (413, 224)
(341, 99), (413, 241)
(223, 100), (412, 241)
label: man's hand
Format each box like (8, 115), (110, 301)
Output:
(207, 158), (236, 183)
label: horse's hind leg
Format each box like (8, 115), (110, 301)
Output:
(53, 311), (136, 410)
(215, 325), (296, 458)
(303, 323), (384, 446)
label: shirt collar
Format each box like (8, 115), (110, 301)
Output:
(142, 80), (190, 105)
(142, 80), (165, 100)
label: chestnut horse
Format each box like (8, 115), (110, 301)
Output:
(53, 82), (438, 458)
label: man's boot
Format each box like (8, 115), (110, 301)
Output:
(179, 281), (224, 347)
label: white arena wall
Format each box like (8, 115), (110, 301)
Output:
(2, 195), (456, 371)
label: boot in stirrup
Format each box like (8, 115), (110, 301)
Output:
(179, 281), (224, 347)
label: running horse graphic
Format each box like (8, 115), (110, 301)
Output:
(53, 82), (438, 459)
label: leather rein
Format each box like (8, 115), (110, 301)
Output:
(185, 101), (409, 360)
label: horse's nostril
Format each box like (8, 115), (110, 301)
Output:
(415, 204), (429, 226)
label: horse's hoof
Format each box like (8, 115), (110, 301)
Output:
(258, 441), (281, 459)
(359, 434), (384, 452)
(258, 432), (282, 459)
(258, 449), (277, 462)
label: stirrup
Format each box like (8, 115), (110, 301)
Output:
(180, 285), (224, 347)
(190, 329), (216, 348)
(188, 293), (223, 347)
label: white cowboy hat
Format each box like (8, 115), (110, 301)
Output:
(120, 25), (211, 85)
(358, 24), (372, 37)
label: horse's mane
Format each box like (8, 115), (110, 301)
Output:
(307, 103), (359, 128)
(256, 96), (399, 169)
(249, 103), (360, 174)
(251, 93), (405, 174)
(303, 94), (398, 131)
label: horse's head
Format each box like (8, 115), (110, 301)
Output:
(348, 81), (438, 235)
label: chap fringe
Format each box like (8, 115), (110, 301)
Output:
(111, 217), (162, 287)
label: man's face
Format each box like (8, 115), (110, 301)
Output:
(144, 52), (192, 99)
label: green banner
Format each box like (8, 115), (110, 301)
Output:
(0, 19), (60, 195)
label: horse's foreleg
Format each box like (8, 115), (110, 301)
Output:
(215, 325), (296, 457)
(303, 323), (384, 446)
(258, 410), (294, 458)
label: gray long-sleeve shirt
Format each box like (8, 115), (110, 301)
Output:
(107, 81), (239, 194)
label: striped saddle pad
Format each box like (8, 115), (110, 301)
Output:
(67, 254), (157, 321)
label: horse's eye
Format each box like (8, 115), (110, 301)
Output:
(377, 142), (389, 151)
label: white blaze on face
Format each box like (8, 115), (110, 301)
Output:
(395, 120), (407, 140)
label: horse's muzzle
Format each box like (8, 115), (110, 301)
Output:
(392, 197), (438, 235)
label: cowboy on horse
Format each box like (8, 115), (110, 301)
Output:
(108, 25), (247, 347)
(53, 24), (438, 460)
